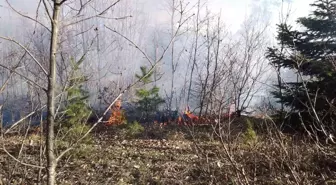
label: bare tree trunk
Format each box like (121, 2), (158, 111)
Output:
(199, 11), (212, 117)
(47, 1), (61, 184)
(187, 0), (201, 104)
(169, 0), (176, 112)
(207, 15), (221, 115)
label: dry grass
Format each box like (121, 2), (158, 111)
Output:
(0, 121), (336, 185)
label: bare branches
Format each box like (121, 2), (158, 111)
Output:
(0, 36), (48, 76)
(76, 0), (94, 16)
(65, 15), (132, 27)
(63, 0), (125, 27)
(105, 6), (190, 66)
(59, 0), (68, 6)
(0, 64), (47, 91)
(105, 26), (154, 65)
(1, 147), (44, 169)
(42, 0), (53, 22)
(95, 0), (121, 15)
(5, 0), (51, 32)
(4, 106), (46, 134)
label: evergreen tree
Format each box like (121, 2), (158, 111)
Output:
(60, 57), (92, 143)
(65, 58), (91, 123)
(135, 66), (165, 122)
(266, 0), (336, 130)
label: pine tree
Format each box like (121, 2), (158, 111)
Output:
(266, 0), (336, 129)
(135, 66), (165, 122)
(60, 57), (92, 143)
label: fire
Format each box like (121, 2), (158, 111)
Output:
(177, 106), (199, 125)
(106, 99), (125, 126)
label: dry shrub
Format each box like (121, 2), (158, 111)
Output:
(166, 130), (186, 141)
(190, 118), (336, 185)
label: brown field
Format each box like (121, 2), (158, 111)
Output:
(1, 120), (336, 185)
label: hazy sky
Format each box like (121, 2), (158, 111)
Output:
(140, 0), (315, 33)
(0, 0), (317, 85)
(0, 0), (315, 34)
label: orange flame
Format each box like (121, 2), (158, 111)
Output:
(106, 100), (125, 126)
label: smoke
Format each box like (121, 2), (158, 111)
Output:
(0, 0), (314, 113)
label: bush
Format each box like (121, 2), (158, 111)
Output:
(61, 123), (93, 145)
(72, 143), (95, 159)
(242, 119), (257, 145)
(57, 139), (94, 160)
(125, 121), (145, 138)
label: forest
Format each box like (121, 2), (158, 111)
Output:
(0, 0), (335, 184)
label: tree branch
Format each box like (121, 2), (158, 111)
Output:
(0, 36), (49, 76)
(5, 0), (51, 32)
(0, 64), (47, 91)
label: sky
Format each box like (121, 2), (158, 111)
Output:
(0, 0), (315, 40)
(140, 0), (315, 34)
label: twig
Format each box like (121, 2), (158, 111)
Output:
(0, 36), (48, 76)
(5, 0), (51, 32)
(4, 106), (46, 134)
(2, 147), (44, 169)
(63, 0), (123, 27)
(0, 64), (46, 91)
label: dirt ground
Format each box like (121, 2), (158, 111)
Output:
(1, 123), (336, 185)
